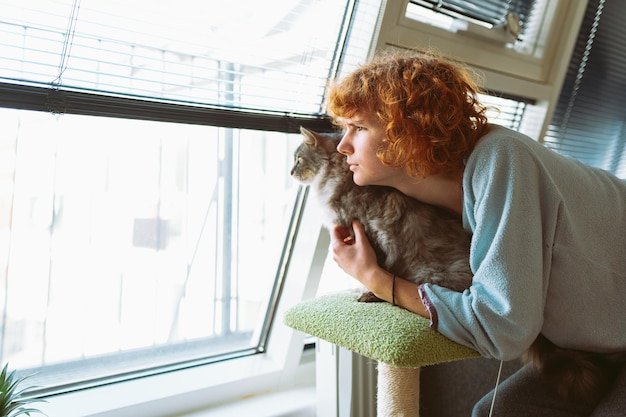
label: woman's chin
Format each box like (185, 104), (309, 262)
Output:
(351, 172), (377, 187)
(351, 175), (365, 186)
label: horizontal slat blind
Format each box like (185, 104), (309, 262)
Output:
(480, 93), (528, 131)
(543, 0), (626, 178)
(411, 0), (536, 27)
(0, 0), (351, 115)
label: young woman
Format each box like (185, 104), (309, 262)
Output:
(325, 51), (626, 417)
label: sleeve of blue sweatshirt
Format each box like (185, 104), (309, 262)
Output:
(420, 131), (559, 360)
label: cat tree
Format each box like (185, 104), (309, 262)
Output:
(284, 292), (480, 417)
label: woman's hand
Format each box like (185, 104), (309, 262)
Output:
(330, 219), (430, 319)
(330, 220), (382, 290)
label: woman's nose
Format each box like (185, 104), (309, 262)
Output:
(336, 133), (352, 155)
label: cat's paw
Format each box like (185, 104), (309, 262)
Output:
(357, 291), (385, 303)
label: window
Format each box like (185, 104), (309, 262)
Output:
(0, 0), (347, 113)
(406, 0), (539, 52)
(1, 110), (304, 391)
(0, 0), (382, 409)
(543, 0), (626, 178)
(410, 0), (536, 27)
(480, 93), (529, 131)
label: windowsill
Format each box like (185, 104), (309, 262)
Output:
(175, 349), (316, 417)
(36, 344), (316, 417)
(182, 385), (316, 417)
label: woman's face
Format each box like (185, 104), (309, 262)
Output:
(336, 112), (403, 187)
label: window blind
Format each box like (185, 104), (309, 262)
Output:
(543, 0), (626, 178)
(480, 93), (529, 131)
(410, 0), (536, 28)
(0, 0), (352, 126)
(406, 0), (545, 55)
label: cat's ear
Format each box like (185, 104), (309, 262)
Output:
(300, 126), (318, 147)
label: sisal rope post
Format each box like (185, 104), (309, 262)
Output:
(377, 361), (421, 417)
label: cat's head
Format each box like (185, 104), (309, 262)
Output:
(291, 127), (343, 184)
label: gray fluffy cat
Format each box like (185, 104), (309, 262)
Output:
(291, 127), (473, 300)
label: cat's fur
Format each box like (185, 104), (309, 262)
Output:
(292, 127), (626, 403)
(523, 334), (626, 403)
(291, 127), (473, 297)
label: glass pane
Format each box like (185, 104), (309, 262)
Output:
(0, 0), (350, 113)
(0, 108), (301, 391)
(543, 0), (626, 178)
(410, 0), (536, 27)
(405, 0), (547, 54)
(480, 93), (527, 130)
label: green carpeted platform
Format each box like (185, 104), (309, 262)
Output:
(284, 292), (479, 368)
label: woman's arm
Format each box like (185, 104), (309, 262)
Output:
(330, 220), (430, 318)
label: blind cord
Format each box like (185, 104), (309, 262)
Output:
(53, 0), (81, 87)
(488, 359), (504, 417)
(47, 0), (81, 115)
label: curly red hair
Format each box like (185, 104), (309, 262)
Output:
(326, 51), (490, 178)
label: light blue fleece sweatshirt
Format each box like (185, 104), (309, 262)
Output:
(419, 124), (626, 360)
